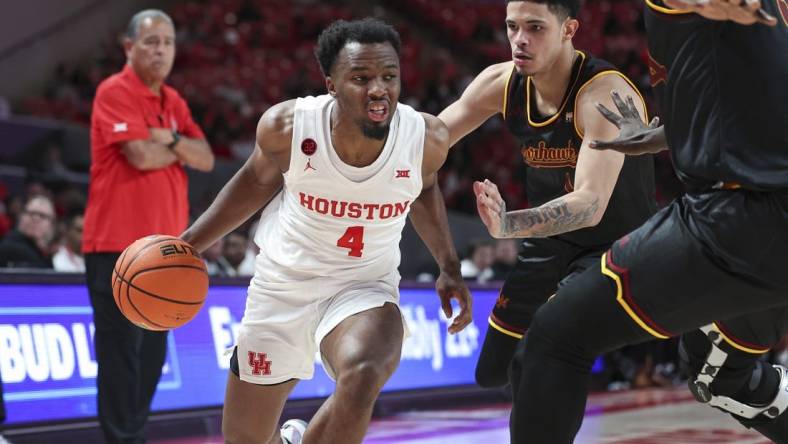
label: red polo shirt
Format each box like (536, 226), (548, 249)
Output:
(83, 64), (205, 253)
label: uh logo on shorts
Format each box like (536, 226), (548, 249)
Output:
(248, 351), (272, 376)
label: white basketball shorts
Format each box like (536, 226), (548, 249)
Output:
(235, 273), (408, 385)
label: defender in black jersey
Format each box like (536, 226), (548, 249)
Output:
(508, 1), (788, 443)
(438, 0), (656, 389)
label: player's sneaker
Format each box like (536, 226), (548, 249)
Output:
(280, 419), (307, 444)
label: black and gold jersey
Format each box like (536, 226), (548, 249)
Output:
(644, 0), (788, 190)
(503, 51), (657, 248)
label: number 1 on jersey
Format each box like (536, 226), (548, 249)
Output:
(337, 226), (365, 257)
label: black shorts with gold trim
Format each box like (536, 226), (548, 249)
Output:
(490, 238), (606, 339)
(601, 189), (788, 347)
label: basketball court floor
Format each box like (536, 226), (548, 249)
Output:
(151, 387), (770, 444)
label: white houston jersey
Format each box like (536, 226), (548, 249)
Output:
(253, 95), (425, 284)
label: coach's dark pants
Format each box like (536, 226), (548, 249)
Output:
(86, 253), (168, 444)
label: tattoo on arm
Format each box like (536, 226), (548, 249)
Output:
(501, 196), (601, 238)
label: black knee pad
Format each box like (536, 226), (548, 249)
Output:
(476, 328), (519, 388)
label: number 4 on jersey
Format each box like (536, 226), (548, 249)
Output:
(337, 226), (365, 257)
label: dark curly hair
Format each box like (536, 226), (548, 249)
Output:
(506, 0), (580, 20)
(314, 18), (401, 76)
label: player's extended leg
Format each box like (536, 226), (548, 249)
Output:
(679, 309), (788, 444)
(302, 302), (404, 444)
(476, 239), (569, 388)
(222, 347), (298, 444)
(476, 328), (520, 388)
(509, 190), (788, 444)
(509, 264), (653, 443)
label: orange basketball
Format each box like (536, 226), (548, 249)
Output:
(112, 234), (209, 331)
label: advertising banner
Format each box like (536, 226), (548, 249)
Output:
(0, 282), (500, 424)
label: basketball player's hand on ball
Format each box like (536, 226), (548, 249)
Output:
(663, 0), (777, 26)
(590, 91), (667, 156)
(474, 179), (506, 238)
(436, 270), (473, 334)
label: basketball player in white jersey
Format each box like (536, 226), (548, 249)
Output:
(181, 18), (472, 444)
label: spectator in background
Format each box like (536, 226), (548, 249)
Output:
(237, 220), (259, 276)
(461, 239), (495, 283)
(81, 9), (214, 443)
(491, 238), (518, 281)
(0, 183), (11, 238)
(29, 142), (90, 186)
(53, 208), (85, 273)
(0, 203), (9, 239)
(1, 183), (50, 227)
(221, 231), (249, 276)
(203, 237), (233, 276)
(0, 195), (56, 268)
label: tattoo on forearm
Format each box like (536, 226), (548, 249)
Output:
(501, 196), (600, 238)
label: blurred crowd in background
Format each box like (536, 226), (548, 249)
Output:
(0, 0), (684, 275)
(1, 0), (715, 391)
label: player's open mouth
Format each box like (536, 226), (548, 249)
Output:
(367, 101), (389, 122)
(513, 53), (533, 66)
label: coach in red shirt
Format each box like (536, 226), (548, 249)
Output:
(83, 9), (213, 444)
